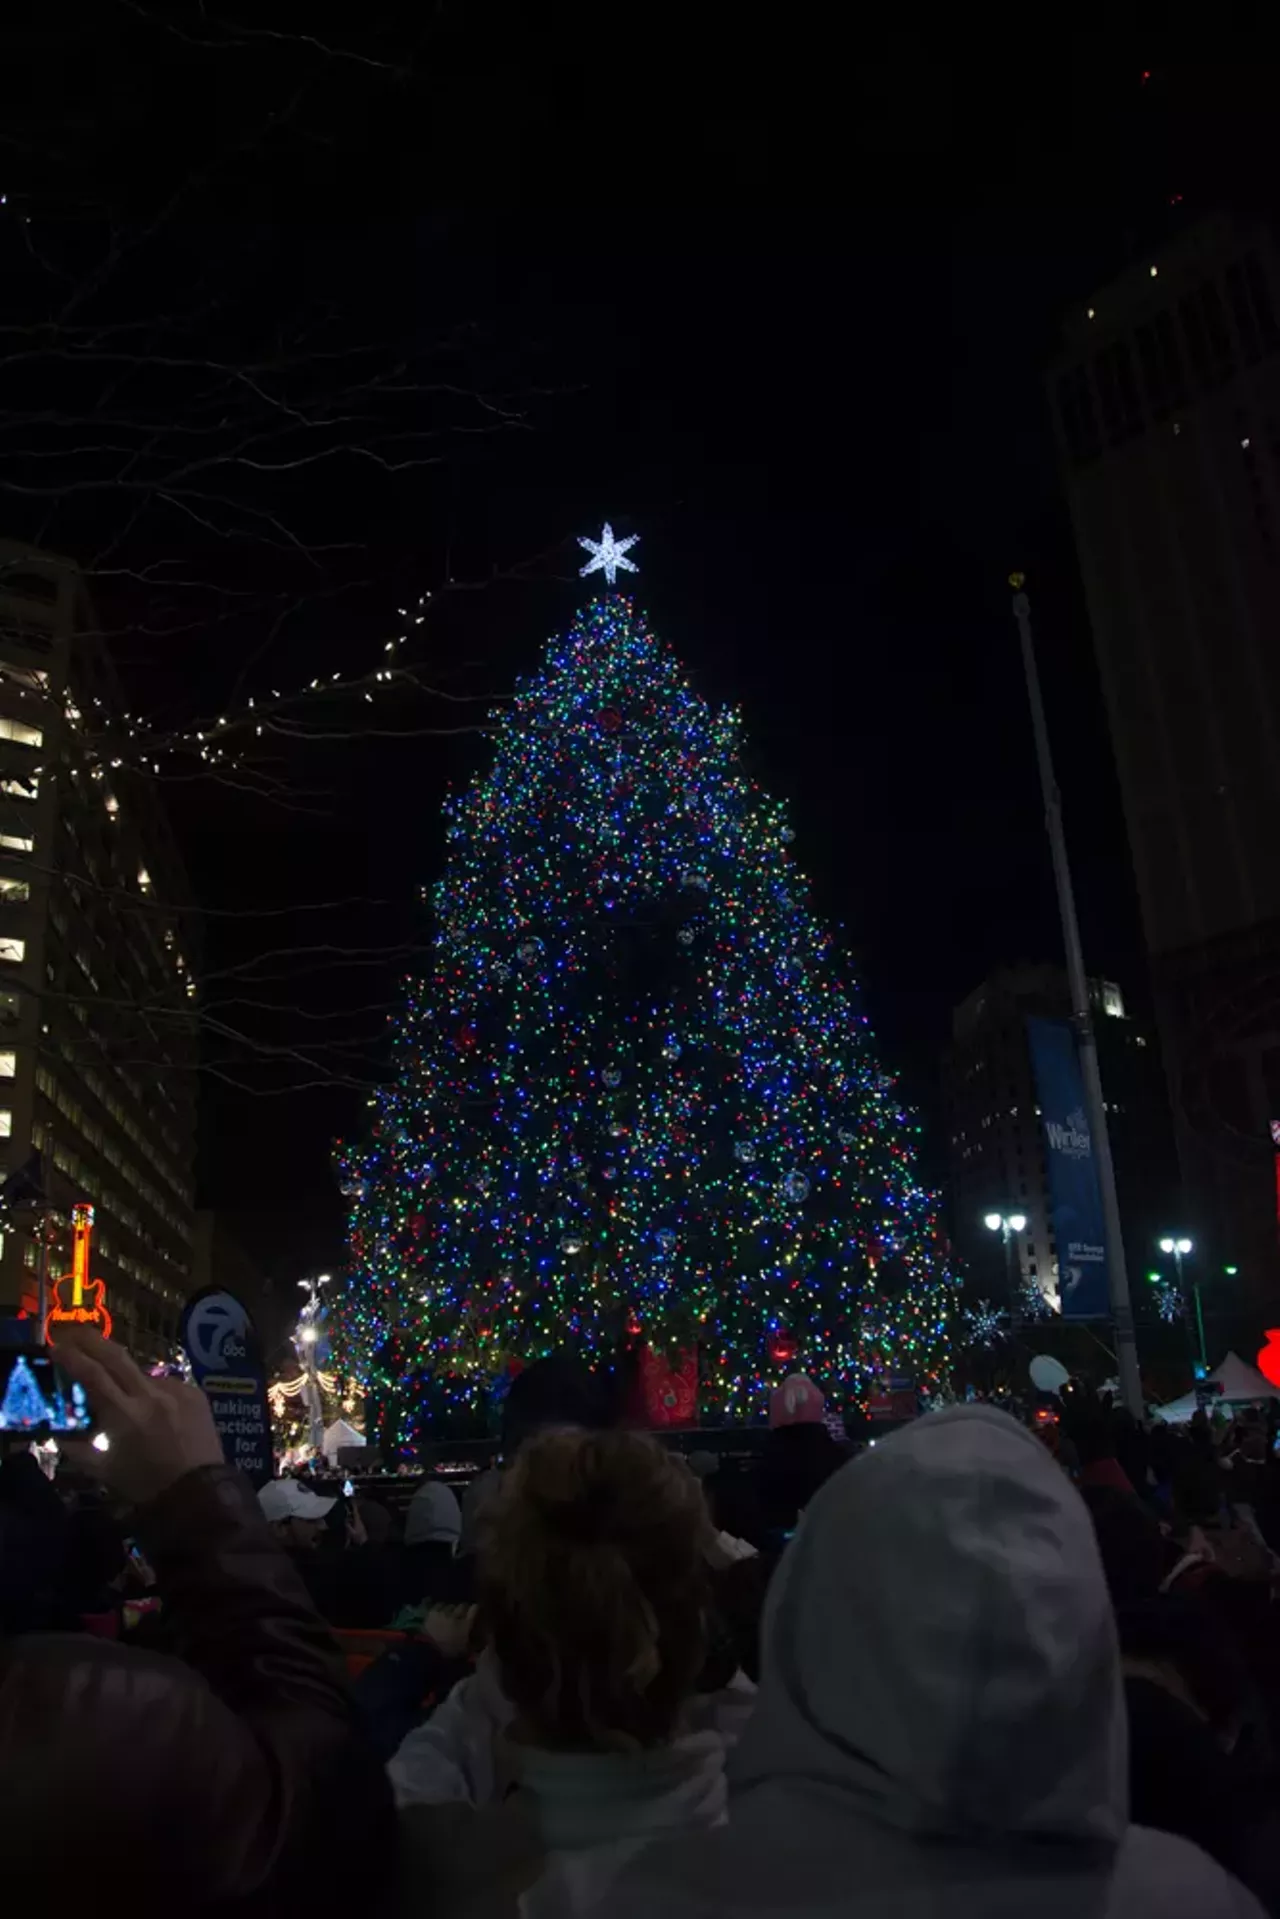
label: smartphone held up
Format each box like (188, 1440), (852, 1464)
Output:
(0, 1341), (94, 1436)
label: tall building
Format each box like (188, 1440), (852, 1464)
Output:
(1050, 213), (1280, 1308)
(0, 542), (198, 1354)
(943, 967), (1173, 1309)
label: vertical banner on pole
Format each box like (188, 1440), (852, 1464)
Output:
(1026, 1016), (1110, 1318)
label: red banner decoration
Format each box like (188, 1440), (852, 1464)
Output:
(637, 1342), (698, 1428)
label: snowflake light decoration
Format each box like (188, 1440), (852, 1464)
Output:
(1017, 1275), (1052, 1323)
(963, 1299), (1008, 1349)
(1154, 1277), (1183, 1324)
(578, 522), (639, 586)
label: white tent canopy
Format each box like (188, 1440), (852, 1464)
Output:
(1151, 1350), (1280, 1424)
(321, 1418), (366, 1462)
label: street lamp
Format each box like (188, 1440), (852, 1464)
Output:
(1158, 1236), (1205, 1376)
(984, 1211), (1027, 1296)
(296, 1273), (332, 1455)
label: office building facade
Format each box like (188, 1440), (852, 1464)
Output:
(1050, 213), (1280, 1306)
(943, 967), (1171, 1309)
(0, 542), (198, 1354)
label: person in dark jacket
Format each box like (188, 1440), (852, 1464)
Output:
(1083, 1482), (1280, 1908)
(0, 1330), (394, 1913)
(455, 1355), (611, 1557)
(752, 1375), (847, 1548)
(397, 1474), (462, 1609)
(257, 1475), (400, 1628)
(0, 1445), (74, 1633)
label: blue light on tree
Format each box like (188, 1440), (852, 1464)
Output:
(332, 590), (957, 1424)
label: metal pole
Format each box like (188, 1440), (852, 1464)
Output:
(1186, 1256), (1209, 1376)
(1173, 1250), (1198, 1383)
(1002, 1219), (1015, 1301)
(1010, 579), (1143, 1418)
(35, 1209), (50, 1336)
(298, 1274), (327, 1457)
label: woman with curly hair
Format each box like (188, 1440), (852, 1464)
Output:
(394, 1427), (754, 1915)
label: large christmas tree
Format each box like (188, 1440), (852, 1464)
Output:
(335, 535), (954, 1433)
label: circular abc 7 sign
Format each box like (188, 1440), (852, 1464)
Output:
(183, 1292), (256, 1376)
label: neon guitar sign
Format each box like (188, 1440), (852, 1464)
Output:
(44, 1202), (112, 1343)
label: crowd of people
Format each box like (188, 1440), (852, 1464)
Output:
(2, 1330), (1279, 1916)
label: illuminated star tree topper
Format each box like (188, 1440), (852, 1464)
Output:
(578, 521), (639, 585)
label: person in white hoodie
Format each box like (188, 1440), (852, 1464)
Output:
(611, 1403), (1264, 1919)
(394, 1427), (754, 1917)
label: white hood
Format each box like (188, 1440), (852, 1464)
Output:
(734, 1404), (1127, 1843)
(610, 1408), (1264, 1919)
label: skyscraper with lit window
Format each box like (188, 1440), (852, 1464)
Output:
(943, 967), (1174, 1310)
(0, 542), (198, 1355)
(1049, 213), (1280, 1306)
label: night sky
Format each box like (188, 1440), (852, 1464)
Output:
(4, 17), (1276, 1321)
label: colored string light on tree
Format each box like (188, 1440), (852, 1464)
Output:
(332, 574), (956, 1437)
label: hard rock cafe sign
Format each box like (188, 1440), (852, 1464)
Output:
(43, 1201), (112, 1343)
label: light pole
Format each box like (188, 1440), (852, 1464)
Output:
(1159, 1237), (1203, 1376)
(1010, 578), (1142, 1418)
(296, 1273), (331, 1457)
(984, 1211), (1027, 1300)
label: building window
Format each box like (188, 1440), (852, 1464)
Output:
(0, 878), (28, 902)
(1094, 339), (1143, 442)
(0, 663), (47, 694)
(0, 717), (42, 748)
(0, 835), (33, 855)
(1228, 261), (1262, 362)
(1226, 254), (1280, 364)
(0, 938), (25, 963)
(0, 1110), (13, 1138)
(1245, 254), (1280, 352)
(1180, 279), (1235, 389)
(1135, 312), (1186, 415)
(0, 777), (37, 801)
(0, 1051), (15, 1078)
(1056, 364), (1101, 465)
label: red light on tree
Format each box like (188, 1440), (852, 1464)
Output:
(768, 1328), (799, 1366)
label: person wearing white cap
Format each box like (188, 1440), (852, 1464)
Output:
(257, 1477), (396, 1626)
(257, 1476), (337, 1550)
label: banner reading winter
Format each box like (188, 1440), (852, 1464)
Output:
(1026, 1015), (1109, 1319)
